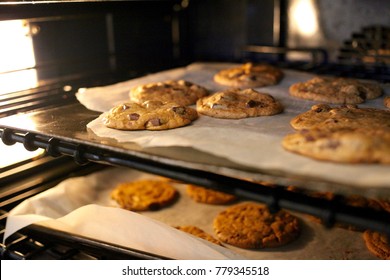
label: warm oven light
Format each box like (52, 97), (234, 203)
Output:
(0, 141), (44, 169)
(0, 20), (38, 95)
(290, 0), (319, 37)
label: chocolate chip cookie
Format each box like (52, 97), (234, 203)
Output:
(289, 76), (382, 104)
(290, 104), (390, 130)
(196, 88), (283, 119)
(175, 225), (223, 246)
(213, 202), (300, 249)
(111, 179), (177, 211)
(103, 100), (198, 130)
(214, 63), (283, 88)
(186, 184), (237, 205)
(129, 80), (209, 106)
(282, 126), (390, 164)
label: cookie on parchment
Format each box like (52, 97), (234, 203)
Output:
(385, 96), (390, 108)
(214, 63), (283, 88)
(129, 80), (209, 106)
(282, 127), (390, 164)
(175, 225), (223, 246)
(103, 100), (198, 130)
(196, 88), (283, 119)
(363, 230), (390, 260)
(289, 76), (382, 104)
(111, 179), (177, 211)
(290, 104), (390, 130)
(186, 184), (237, 205)
(213, 202), (300, 249)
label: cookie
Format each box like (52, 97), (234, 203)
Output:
(129, 80), (209, 106)
(289, 76), (382, 104)
(111, 179), (177, 211)
(175, 225), (223, 246)
(363, 230), (390, 260)
(186, 184), (237, 205)
(103, 100), (198, 130)
(196, 88), (283, 119)
(214, 63), (283, 88)
(290, 104), (390, 130)
(282, 126), (390, 164)
(213, 202), (300, 249)
(385, 96), (390, 108)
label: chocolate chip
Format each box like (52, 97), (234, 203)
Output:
(148, 118), (161, 126)
(304, 135), (315, 142)
(327, 140), (341, 149)
(246, 100), (264, 108)
(128, 113), (140, 120)
(171, 106), (186, 115)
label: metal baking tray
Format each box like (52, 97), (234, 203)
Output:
(1, 63), (390, 235)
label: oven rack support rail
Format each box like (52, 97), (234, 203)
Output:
(1, 127), (390, 236)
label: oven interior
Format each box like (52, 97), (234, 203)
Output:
(0, 0), (389, 260)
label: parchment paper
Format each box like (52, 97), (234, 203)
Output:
(4, 167), (243, 260)
(4, 167), (376, 260)
(76, 63), (390, 191)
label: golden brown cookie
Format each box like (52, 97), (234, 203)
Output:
(282, 126), (390, 164)
(363, 230), (390, 260)
(214, 63), (283, 88)
(186, 185), (237, 205)
(196, 88), (283, 119)
(289, 76), (382, 104)
(103, 100), (198, 130)
(213, 202), (300, 249)
(385, 96), (390, 108)
(111, 179), (177, 211)
(175, 225), (223, 246)
(129, 80), (209, 106)
(290, 104), (390, 130)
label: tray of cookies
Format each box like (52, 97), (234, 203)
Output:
(0, 62), (389, 198)
(5, 167), (386, 259)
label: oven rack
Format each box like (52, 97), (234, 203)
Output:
(1, 127), (390, 237)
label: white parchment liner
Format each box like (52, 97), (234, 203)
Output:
(77, 62), (390, 191)
(4, 167), (244, 260)
(5, 167), (376, 259)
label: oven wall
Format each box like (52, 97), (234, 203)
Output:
(287, 0), (390, 61)
(0, 1), (185, 83)
(184, 0), (276, 61)
(1, 0), (389, 85)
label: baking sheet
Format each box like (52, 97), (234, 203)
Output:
(77, 62), (390, 193)
(4, 167), (376, 260)
(4, 167), (243, 260)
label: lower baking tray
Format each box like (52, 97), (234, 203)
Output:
(4, 167), (379, 260)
